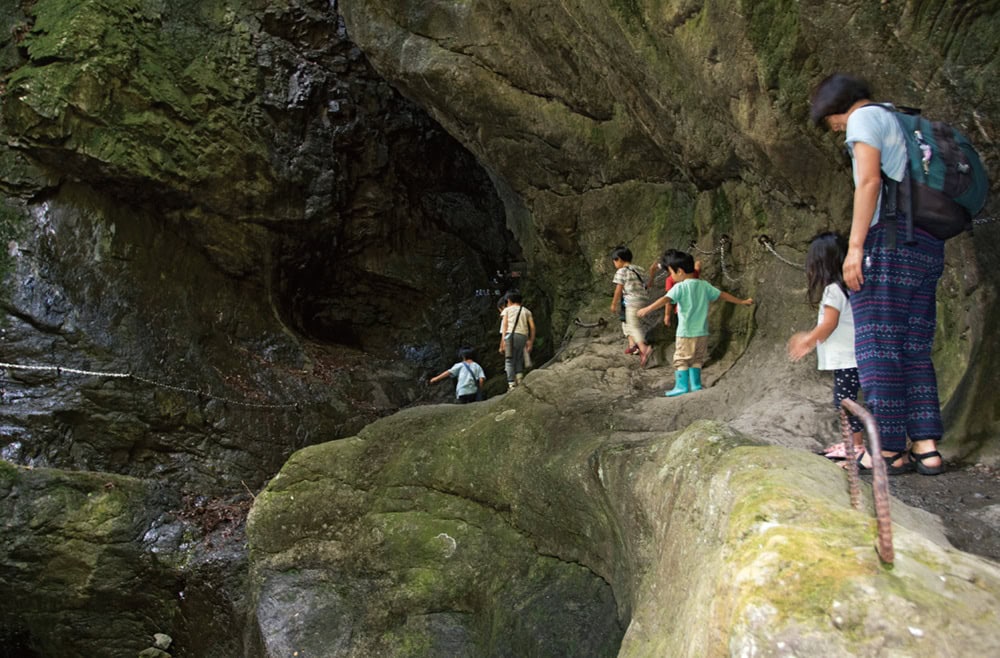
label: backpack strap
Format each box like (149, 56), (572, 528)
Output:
(508, 305), (524, 336)
(461, 361), (481, 389)
(862, 103), (917, 248)
(627, 266), (645, 285)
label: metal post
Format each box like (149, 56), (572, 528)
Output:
(840, 398), (894, 565)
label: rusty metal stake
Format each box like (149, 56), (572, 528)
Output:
(840, 409), (862, 510)
(840, 398), (894, 565)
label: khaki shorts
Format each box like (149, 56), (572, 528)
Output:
(673, 336), (709, 369)
(622, 305), (646, 343)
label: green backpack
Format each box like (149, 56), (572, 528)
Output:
(870, 104), (990, 243)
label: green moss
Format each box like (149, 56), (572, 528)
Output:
(0, 459), (19, 484)
(722, 455), (882, 629)
(382, 625), (435, 657)
(5, 0), (270, 193)
(740, 0), (813, 113)
(710, 188), (733, 234)
(610, 0), (646, 29)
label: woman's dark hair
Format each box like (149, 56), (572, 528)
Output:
(810, 73), (872, 126)
(506, 290), (523, 304)
(611, 245), (632, 262)
(805, 232), (848, 305)
(459, 346), (477, 361)
(663, 249), (695, 275)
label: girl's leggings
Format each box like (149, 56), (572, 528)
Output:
(850, 223), (944, 452)
(832, 367), (864, 434)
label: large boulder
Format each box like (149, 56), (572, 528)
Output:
(248, 330), (1000, 656)
(0, 461), (177, 657)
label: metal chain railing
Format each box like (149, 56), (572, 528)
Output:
(688, 236), (746, 282)
(757, 234), (805, 270)
(0, 361), (300, 410)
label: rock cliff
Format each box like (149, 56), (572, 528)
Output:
(1, 0), (999, 655)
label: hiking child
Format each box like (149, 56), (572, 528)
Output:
(647, 249), (702, 326)
(498, 290), (536, 389)
(428, 346), (486, 403)
(637, 250), (753, 396)
(787, 232), (864, 459)
(610, 246), (651, 367)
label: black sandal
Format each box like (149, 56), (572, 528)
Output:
(910, 449), (944, 476)
(853, 449), (913, 475)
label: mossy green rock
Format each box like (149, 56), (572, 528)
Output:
(248, 334), (1000, 656)
(340, 0), (1000, 458)
(0, 463), (177, 657)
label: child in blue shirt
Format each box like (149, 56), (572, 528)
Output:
(638, 250), (753, 396)
(429, 347), (486, 403)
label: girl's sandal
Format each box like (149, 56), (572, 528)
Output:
(910, 449), (944, 476)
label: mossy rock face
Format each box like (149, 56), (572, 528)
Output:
(0, 464), (178, 657)
(341, 0), (1000, 457)
(248, 347), (1000, 655)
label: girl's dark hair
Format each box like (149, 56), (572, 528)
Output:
(805, 232), (848, 305)
(611, 245), (632, 262)
(810, 73), (872, 126)
(506, 290), (523, 304)
(663, 250), (695, 274)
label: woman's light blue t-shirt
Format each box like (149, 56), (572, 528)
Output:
(844, 103), (908, 227)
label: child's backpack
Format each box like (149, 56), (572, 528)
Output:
(869, 104), (990, 244)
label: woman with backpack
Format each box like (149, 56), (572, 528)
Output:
(809, 73), (944, 475)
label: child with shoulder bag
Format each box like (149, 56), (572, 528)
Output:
(429, 347), (486, 403)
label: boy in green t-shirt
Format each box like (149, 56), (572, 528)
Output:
(638, 250), (753, 396)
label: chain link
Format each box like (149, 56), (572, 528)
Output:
(717, 235), (745, 282)
(757, 234), (805, 270)
(0, 361), (300, 410)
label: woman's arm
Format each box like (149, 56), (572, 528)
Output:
(845, 141), (882, 291)
(526, 315), (537, 351)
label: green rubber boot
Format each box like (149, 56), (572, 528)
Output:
(689, 367), (703, 391)
(665, 369), (690, 397)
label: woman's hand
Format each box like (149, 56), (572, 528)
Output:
(843, 246), (865, 291)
